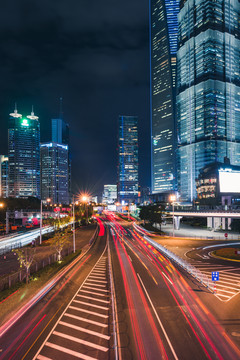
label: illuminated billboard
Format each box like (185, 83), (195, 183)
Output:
(219, 169), (240, 193)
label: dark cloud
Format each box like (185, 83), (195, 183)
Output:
(0, 0), (150, 196)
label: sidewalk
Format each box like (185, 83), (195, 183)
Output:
(0, 225), (96, 278)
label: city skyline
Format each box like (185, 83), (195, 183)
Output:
(0, 0), (150, 196)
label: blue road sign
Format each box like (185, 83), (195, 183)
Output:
(212, 271), (219, 281)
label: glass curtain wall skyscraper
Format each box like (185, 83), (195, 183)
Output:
(40, 142), (69, 204)
(177, 0), (240, 202)
(8, 108), (40, 198)
(117, 116), (139, 204)
(150, 0), (179, 194)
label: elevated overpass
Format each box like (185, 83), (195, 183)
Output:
(164, 210), (240, 231)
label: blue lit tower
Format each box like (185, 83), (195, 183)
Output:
(150, 0), (179, 194)
(177, 0), (240, 202)
(40, 142), (69, 204)
(8, 107), (40, 198)
(117, 116), (139, 204)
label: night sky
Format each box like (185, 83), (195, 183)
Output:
(0, 0), (150, 197)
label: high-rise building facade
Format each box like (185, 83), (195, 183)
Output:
(52, 115), (71, 199)
(0, 155), (8, 198)
(102, 185), (117, 204)
(117, 116), (139, 203)
(8, 108), (40, 198)
(40, 142), (69, 204)
(177, 0), (240, 202)
(150, 0), (179, 194)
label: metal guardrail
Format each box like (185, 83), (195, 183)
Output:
(133, 223), (214, 292)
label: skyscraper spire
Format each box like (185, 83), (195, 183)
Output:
(59, 97), (63, 119)
(9, 103), (22, 118)
(27, 105), (39, 120)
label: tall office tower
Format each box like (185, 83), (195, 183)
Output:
(150, 0), (179, 194)
(102, 185), (117, 204)
(117, 116), (139, 204)
(40, 142), (69, 204)
(8, 108), (40, 198)
(0, 155), (8, 198)
(52, 118), (70, 145)
(177, 0), (240, 202)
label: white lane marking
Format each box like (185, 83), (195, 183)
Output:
(211, 280), (240, 289)
(33, 246), (109, 360)
(69, 306), (108, 318)
(137, 274), (179, 360)
(45, 342), (97, 360)
(64, 313), (107, 327)
(221, 269), (240, 274)
(91, 270), (106, 274)
(53, 331), (108, 352)
(128, 254), (132, 262)
(87, 277), (107, 283)
(88, 275), (107, 280)
(37, 355), (52, 360)
(59, 321), (110, 340)
(83, 286), (109, 293)
(216, 288), (237, 294)
(80, 289), (109, 297)
(73, 300), (109, 310)
(76, 294), (110, 304)
(84, 282), (106, 288)
(162, 272), (173, 285)
(196, 254), (207, 259)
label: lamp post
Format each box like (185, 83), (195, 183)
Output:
(169, 194), (176, 238)
(72, 196), (79, 253)
(40, 198), (51, 245)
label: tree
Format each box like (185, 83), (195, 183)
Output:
(52, 229), (70, 261)
(139, 203), (165, 230)
(14, 247), (36, 283)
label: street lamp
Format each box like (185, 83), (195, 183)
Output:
(81, 195), (89, 224)
(169, 194), (176, 238)
(40, 198), (51, 245)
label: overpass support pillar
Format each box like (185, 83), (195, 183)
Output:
(228, 218), (231, 230)
(213, 217), (221, 230)
(207, 217), (213, 229)
(174, 216), (182, 230)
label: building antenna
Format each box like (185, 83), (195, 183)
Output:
(59, 97), (63, 119)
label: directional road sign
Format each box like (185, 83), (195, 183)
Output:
(212, 271), (219, 281)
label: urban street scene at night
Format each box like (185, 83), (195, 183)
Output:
(0, 0), (240, 359)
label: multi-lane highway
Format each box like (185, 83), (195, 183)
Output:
(0, 215), (240, 359)
(106, 213), (240, 359)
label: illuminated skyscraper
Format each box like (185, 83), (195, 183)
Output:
(0, 155), (8, 198)
(117, 116), (139, 203)
(150, 0), (179, 194)
(8, 107), (40, 198)
(177, 0), (240, 202)
(40, 142), (69, 204)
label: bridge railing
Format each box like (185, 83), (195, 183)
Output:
(133, 223), (214, 292)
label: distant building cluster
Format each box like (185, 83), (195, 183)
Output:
(150, 0), (240, 204)
(1, 103), (71, 204)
